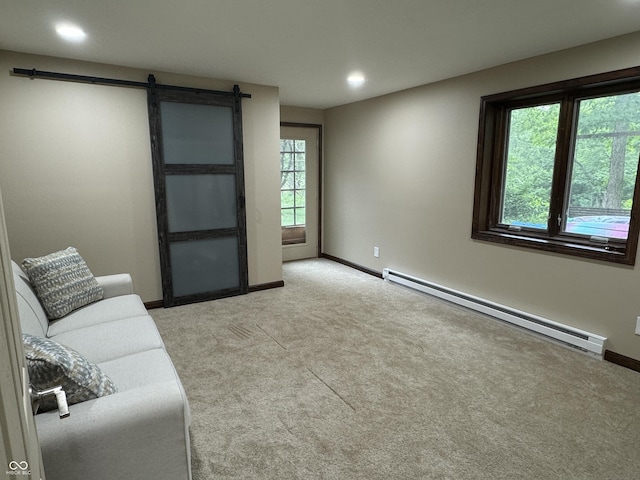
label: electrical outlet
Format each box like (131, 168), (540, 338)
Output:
(636, 317), (640, 335)
(373, 246), (380, 258)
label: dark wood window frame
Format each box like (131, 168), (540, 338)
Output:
(472, 66), (640, 265)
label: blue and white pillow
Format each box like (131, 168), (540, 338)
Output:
(22, 247), (104, 320)
(23, 333), (117, 413)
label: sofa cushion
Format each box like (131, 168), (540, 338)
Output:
(23, 333), (117, 412)
(51, 315), (166, 364)
(98, 349), (188, 397)
(22, 247), (104, 320)
(46, 295), (149, 337)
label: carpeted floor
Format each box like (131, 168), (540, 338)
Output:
(151, 258), (640, 480)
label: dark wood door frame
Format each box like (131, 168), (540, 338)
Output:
(280, 122), (323, 258)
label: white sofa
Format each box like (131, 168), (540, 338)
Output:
(12, 260), (192, 480)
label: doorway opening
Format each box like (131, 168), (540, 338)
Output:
(280, 123), (321, 262)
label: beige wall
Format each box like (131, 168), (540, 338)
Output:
(280, 105), (325, 126)
(324, 32), (640, 361)
(0, 50), (282, 302)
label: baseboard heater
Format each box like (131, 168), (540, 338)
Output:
(382, 268), (606, 356)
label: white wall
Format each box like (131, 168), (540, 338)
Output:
(0, 50), (282, 302)
(324, 32), (640, 361)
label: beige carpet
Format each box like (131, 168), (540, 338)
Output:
(151, 259), (640, 480)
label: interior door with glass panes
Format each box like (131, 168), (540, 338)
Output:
(280, 126), (319, 261)
(148, 88), (248, 307)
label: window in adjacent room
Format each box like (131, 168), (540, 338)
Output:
(280, 138), (306, 244)
(472, 66), (640, 265)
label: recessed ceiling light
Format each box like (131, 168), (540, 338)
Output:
(347, 72), (366, 88)
(55, 23), (87, 43)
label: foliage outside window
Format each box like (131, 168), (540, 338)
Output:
(280, 138), (306, 227)
(472, 67), (640, 265)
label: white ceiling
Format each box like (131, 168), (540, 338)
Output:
(1, 0), (640, 109)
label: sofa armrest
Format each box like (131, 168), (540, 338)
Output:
(36, 382), (191, 480)
(95, 274), (133, 298)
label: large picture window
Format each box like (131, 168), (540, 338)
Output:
(472, 67), (640, 265)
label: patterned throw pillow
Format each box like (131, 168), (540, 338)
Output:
(22, 247), (104, 320)
(23, 333), (117, 413)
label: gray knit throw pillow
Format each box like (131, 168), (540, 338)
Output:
(23, 333), (117, 413)
(22, 247), (104, 320)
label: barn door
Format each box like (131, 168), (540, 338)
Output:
(148, 86), (248, 307)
